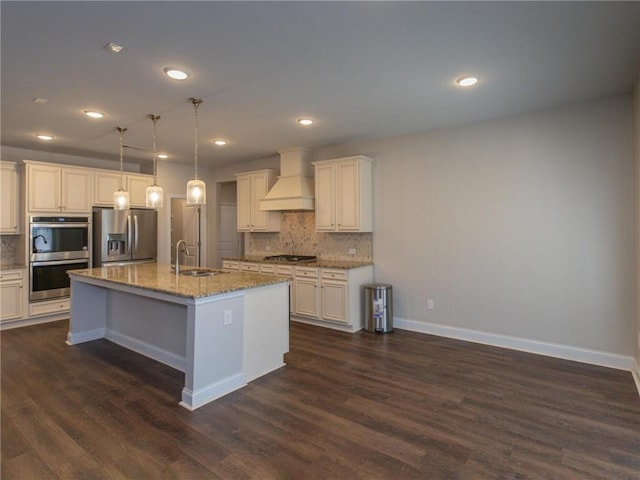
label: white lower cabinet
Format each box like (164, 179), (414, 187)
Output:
(320, 269), (348, 323)
(240, 262), (260, 272)
(294, 267), (320, 319)
(29, 298), (70, 317)
(222, 260), (239, 271)
(0, 270), (25, 322)
(221, 260), (373, 331)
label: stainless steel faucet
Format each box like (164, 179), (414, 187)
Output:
(175, 240), (191, 278)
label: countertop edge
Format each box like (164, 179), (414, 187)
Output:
(221, 256), (374, 269)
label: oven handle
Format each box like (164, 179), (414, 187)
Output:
(31, 259), (89, 267)
(30, 223), (90, 229)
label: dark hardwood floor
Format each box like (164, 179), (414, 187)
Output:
(2, 320), (639, 479)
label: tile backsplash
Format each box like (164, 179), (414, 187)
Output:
(246, 212), (372, 261)
(1, 236), (18, 263)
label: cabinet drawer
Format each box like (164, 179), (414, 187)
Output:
(321, 269), (347, 281)
(222, 261), (240, 271)
(295, 267), (319, 278)
(29, 299), (70, 317)
(276, 265), (293, 276)
(0, 270), (23, 282)
(240, 263), (260, 272)
(259, 264), (276, 274)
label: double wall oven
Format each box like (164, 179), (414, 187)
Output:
(29, 216), (90, 302)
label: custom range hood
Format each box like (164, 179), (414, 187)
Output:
(260, 147), (315, 211)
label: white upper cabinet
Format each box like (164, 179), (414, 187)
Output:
(26, 161), (91, 213)
(0, 162), (20, 233)
(235, 169), (281, 232)
(93, 171), (122, 206)
(313, 155), (373, 232)
(127, 174), (154, 207)
(94, 171), (154, 207)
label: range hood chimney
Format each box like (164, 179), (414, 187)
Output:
(260, 147), (314, 211)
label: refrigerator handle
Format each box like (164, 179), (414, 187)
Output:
(127, 214), (132, 255)
(134, 215), (139, 255)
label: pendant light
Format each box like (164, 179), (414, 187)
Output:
(186, 97), (206, 205)
(113, 126), (130, 210)
(145, 114), (164, 208)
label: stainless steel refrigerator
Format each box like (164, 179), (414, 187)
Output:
(93, 207), (157, 267)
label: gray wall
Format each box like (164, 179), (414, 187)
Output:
(315, 95), (635, 356)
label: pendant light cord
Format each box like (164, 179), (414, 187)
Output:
(149, 114), (160, 183)
(191, 98), (202, 180)
(117, 126), (127, 189)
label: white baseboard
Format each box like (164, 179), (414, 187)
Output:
(633, 359), (640, 397)
(1, 313), (68, 331)
(66, 327), (106, 345)
(180, 373), (246, 410)
(291, 316), (360, 333)
(394, 317), (635, 371)
(105, 329), (186, 372)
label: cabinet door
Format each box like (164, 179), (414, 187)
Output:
(94, 172), (123, 206)
(0, 280), (23, 321)
(127, 175), (153, 207)
(294, 277), (319, 318)
(336, 160), (359, 230)
(28, 164), (61, 212)
(236, 174), (251, 231)
(0, 164), (18, 233)
(315, 163), (336, 231)
(321, 280), (348, 323)
(62, 168), (91, 212)
(249, 172), (269, 231)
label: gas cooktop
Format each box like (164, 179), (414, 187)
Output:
(263, 255), (317, 263)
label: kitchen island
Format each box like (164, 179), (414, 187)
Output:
(67, 263), (290, 410)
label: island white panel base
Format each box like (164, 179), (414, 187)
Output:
(67, 278), (289, 410)
(243, 282), (289, 382)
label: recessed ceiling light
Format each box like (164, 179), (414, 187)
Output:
(163, 67), (189, 80)
(157, 154), (169, 159)
(455, 75), (479, 87)
(103, 42), (123, 54)
(213, 138), (228, 146)
(36, 134), (54, 141)
(297, 118), (314, 126)
(83, 110), (104, 119)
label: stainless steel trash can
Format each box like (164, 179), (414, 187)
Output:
(363, 284), (393, 333)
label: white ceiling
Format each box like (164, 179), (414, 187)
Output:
(1, 1), (639, 168)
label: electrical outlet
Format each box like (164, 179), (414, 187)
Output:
(427, 299), (434, 310)
(223, 310), (232, 325)
(348, 248), (356, 255)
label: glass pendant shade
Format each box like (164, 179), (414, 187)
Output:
(145, 184), (164, 208)
(146, 114), (164, 209)
(187, 97), (206, 205)
(113, 189), (130, 210)
(113, 126), (130, 210)
(186, 178), (206, 205)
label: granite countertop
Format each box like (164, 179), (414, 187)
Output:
(0, 263), (27, 271)
(68, 263), (289, 299)
(222, 255), (373, 269)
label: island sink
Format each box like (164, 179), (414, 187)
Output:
(180, 268), (228, 277)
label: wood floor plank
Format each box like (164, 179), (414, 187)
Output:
(1, 319), (639, 479)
